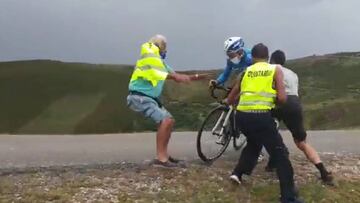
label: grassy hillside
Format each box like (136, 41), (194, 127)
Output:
(0, 60), (214, 134)
(0, 60), (151, 134)
(287, 53), (360, 129)
(0, 53), (359, 134)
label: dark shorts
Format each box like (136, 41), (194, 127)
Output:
(272, 95), (307, 142)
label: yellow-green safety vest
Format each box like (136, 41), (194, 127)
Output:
(130, 42), (168, 87)
(237, 62), (277, 111)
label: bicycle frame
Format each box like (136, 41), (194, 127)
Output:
(211, 105), (234, 137)
(196, 86), (246, 162)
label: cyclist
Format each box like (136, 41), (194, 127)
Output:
(209, 36), (252, 88)
(266, 50), (334, 185)
(226, 43), (303, 203)
(210, 37), (252, 145)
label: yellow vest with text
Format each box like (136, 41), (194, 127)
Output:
(130, 42), (168, 87)
(237, 62), (277, 111)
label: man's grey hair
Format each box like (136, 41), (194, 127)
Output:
(149, 34), (167, 51)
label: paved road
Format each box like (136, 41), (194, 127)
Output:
(0, 130), (359, 169)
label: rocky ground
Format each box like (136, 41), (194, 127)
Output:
(0, 153), (359, 203)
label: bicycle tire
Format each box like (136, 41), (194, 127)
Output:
(196, 105), (231, 163)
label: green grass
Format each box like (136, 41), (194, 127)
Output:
(250, 181), (360, 203)
(0, 52), (359, 134)
(1, 165), (359, 203)
(17, 94), (104, 134)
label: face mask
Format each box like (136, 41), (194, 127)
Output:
(230, 56), (240, 64)
(160, 52), (167, 59)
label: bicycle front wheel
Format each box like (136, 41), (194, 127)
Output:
(196, 105), (231, 163)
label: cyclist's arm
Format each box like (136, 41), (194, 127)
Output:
(216, 62), (232, 85)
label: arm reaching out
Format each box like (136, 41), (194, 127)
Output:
(164, 62), (208, 83)
(189, 73), (210, 81)
(167, 72), (209, 83)
(167, 72), (191, 83)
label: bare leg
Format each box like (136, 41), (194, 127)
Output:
(295, 140), (321, 164)
(295, 140), (334, 184)
(156, 118), (175, 162)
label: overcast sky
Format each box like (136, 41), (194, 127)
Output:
(0, 0), (359, 69)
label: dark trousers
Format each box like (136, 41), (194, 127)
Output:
(233, 111), (298, 201)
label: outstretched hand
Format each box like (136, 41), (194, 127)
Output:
(190, 73), (210, 81)
(169, 72), (210, 83)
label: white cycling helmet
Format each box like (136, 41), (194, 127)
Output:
(224, 37), (244, 53)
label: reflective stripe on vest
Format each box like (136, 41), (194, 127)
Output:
(141, 53), (159, 59)
(130, 42), (168, 87)
(241, 91), (276, 98)
(237, 62), (277, 111)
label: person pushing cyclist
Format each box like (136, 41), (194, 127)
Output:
(266, 50), (334, 185)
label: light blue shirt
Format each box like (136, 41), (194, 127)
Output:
(216, 48), (252, 85)
(128, 62), (174, 99)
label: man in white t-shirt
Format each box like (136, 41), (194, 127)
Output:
(266, 50), (334, 185)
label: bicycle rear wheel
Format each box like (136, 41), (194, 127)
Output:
(197, 105), (231, 163)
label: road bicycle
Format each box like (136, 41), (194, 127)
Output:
(196, 85), (247, 163)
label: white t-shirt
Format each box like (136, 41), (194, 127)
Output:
(281, 66), (299, 96)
